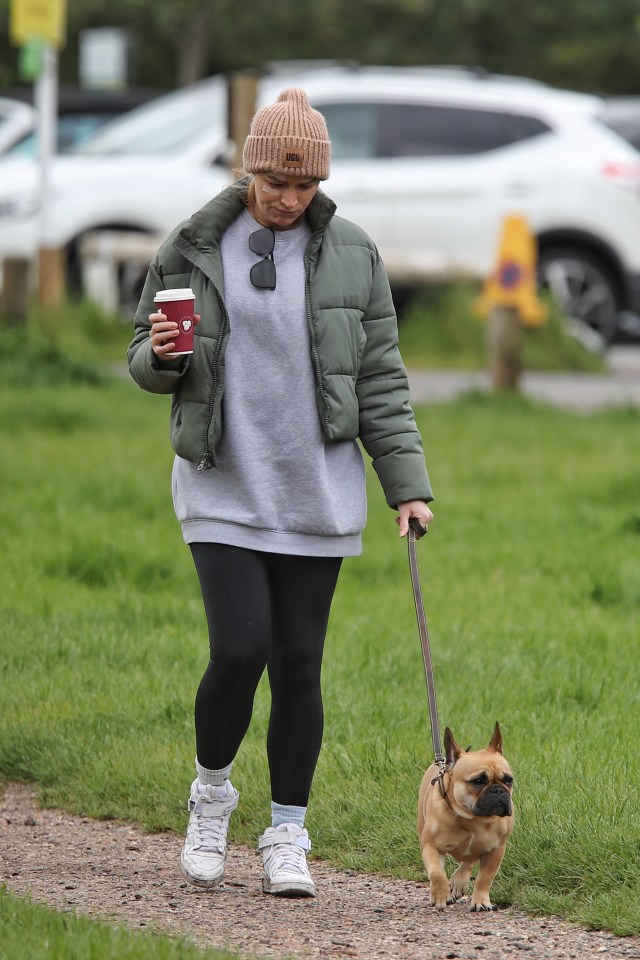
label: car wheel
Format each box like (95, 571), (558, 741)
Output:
(537, 247), (619, 347)
(70, 229), (156, 316)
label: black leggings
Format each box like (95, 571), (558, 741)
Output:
(190, 543), (342, 807)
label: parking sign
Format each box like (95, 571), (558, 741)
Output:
(10, 0), (66, 47)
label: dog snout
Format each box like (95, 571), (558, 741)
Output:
(473, 784), (513, 818)
(488, 784), (509, 799)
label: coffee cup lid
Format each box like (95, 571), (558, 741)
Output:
(154, 288), (195, 302)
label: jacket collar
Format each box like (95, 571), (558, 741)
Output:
(177, 176), (337, 253)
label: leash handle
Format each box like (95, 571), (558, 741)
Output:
(408, 516), (427, 539)
(408, 523), (446, 768)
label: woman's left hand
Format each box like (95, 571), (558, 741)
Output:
(395, 500), (434, 537)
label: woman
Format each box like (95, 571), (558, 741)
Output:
(128, 88), (433, 899)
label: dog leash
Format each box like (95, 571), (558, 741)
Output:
(407, 518), (448, 795)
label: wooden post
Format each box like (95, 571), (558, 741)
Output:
(228, 71), (260, 177)
(475, 215), (546, 392)
(37, 247), (67, 311)
(1, 257), (31, 324)
(487, 306), (523, 390)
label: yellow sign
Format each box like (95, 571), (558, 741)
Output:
(475, 214), (546, 327)
(10, 0), (66, 47)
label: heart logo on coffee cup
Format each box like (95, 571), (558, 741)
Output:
(180, 318), (193, 332)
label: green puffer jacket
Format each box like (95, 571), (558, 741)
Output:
(128, 178), (432, 509)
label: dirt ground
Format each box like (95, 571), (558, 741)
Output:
(2, 782), (639, 960)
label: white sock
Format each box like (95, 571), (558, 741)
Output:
(271, 801), (306, 829)
(195, 758), (233, 787)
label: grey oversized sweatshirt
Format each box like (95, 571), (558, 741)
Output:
(171, 209), (366, 557)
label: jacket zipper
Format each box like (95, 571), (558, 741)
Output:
(304, 227), (331, 436)
(197, 288), (230, 471)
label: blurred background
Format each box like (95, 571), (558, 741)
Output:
(4, 0), (640, 94)
(3, 0), (640, 357)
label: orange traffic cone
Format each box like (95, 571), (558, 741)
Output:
(475, 214), (546, 327)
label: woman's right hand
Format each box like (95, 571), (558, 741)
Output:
(149, 311), (200, 358)
(149, 311), (180, 358)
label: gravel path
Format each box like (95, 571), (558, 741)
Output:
(2, 783), (639, 960)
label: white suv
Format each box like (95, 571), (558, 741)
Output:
(0, 96), (35, 154)
(1, 65), (640, 342)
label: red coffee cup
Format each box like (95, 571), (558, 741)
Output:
(153, 288), (196, 355)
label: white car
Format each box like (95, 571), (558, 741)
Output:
(2, 66), (640, 341)
(0, 96), (35, 154)
(1, 88), (161, 159)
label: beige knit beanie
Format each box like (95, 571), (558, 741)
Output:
(243, 87), (331, 181)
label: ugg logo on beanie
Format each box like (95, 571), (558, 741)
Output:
(281, 147), (305, 167)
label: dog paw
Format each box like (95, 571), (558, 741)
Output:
(430, 896), (456, 910)
(430, 899), (448, 910)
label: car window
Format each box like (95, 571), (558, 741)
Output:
(6, 114), (120, 157)
(601, 119), (640, 150)
(378, 103), (551, 156)
(599, 101), (640, 151)
(74, 79), (226, 156)
(315, 102), (379, 159)
(314, 99), (551, 160)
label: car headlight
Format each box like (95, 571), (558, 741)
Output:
(0, 191), (40, 220)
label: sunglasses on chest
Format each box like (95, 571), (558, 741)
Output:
(249, 227), (276, 290)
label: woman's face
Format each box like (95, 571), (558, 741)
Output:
(250, 172), (320, 230)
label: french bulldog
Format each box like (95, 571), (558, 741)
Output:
(417, 722), (514, 911)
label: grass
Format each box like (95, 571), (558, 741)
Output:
(0, 284), (605, 387)
(0, 302), (639, 943)
(397, 282), (606, 371)
(0, 299), (131, 386)
(0, 887), (236, 960)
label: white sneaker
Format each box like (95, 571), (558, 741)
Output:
(258, 823), (316, 897)
(180, 779), (239, 889)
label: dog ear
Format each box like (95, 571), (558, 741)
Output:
(444, 726), (463, 768)
(487, 722), (503, 755)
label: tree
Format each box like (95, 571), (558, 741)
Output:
(2, 0), (640, 94)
